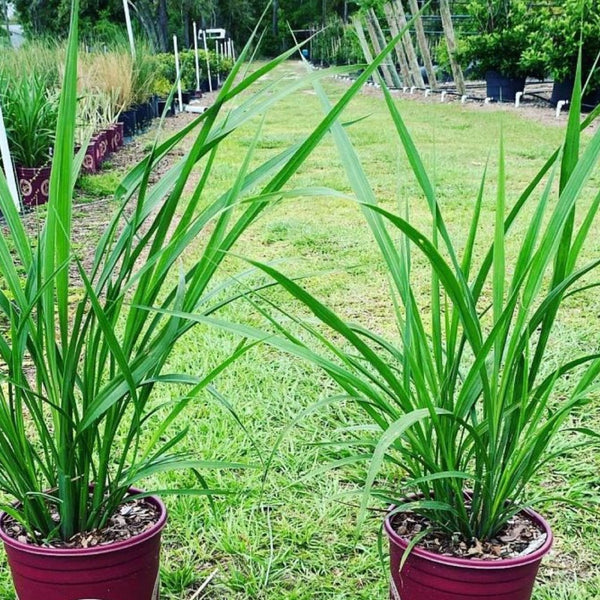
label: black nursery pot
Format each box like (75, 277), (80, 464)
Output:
(550, 79), (600, 112)
(485, 71), (525, 103)
(134, 104), (149, 131)
(118, 109), (137, 137)
(145, 102), (154, 123)
(582, 88), (600, 113)
(550, 79), (574, 106)
(150, 95), (159, 118)
(157, 98), (175, 117)
(181, 91), (191, 105)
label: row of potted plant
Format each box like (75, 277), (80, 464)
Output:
(460, 0), (599, 104)
(0, 76), (126, 207)
(0, 44), (173, 208)
(0, 5), (599, 600)
(153, 49), (232, 101)
(312, 0), (599, 107)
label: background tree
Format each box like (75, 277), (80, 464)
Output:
(12, 0), (358, 54)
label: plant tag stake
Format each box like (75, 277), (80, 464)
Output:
(193, 22), (201, 92)
(173, 35), (183, 112)
(202, 30), (213, 93)
(215, 40), (221, 88)
(0, 101), (21, 212)
(121, 0), (136, 58)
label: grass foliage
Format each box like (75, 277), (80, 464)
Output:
(236, 59), (600, 541)
(0, 3), (394, 542)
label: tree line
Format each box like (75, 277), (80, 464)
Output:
(12, 0), (359, 53)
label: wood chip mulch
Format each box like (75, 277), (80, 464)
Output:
(390, 510), (547, 561)
(3, 498), (160, 549)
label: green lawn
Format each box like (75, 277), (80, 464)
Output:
(2, 62), (599, 599)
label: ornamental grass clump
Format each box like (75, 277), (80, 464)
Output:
(222, 59), (600, 542)
(0, 0), (384, 544)
(0, 71), (59, 168)
(78, 48), (135, 116)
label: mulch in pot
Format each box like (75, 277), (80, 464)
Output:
(390, 510), (547, 561)
(2, 498), (160, 550)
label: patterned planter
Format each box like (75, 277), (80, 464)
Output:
(94, 131), (109, 165)
(15, 165), (52, 207)
(81, 138), (99, 174)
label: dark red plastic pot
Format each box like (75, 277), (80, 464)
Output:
(105, 126), (117, 153)
(95, 130), (109, 164)
(385, 507), (553, 600)
(0, 491), (167, 600)
(82, 139), (99, 174)
(15, 165), (52, 207)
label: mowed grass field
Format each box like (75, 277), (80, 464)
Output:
(2, 61), (599, 599)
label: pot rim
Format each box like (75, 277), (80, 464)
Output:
(0, 488), (167, 558)
(384, 504), (553, 570)
(15, 164), (52, 173)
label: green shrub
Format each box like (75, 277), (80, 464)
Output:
(522, 0), (600, 89)
(154, 49), (231, 93)
(461, 0), (543, 79)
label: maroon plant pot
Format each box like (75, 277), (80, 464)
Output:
(0, 491), (167, 600)
(105, 126), (117, 154)
(385, 507), (553, 600)
(15, 165), (52, 207)
(82, 139), (99, 174)
(95, 130), (109, 164)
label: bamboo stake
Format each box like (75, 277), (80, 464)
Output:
(383, 3), (412, 87)
(369, 8), (402, 88)
(353, 15), (382, 87)
(173, 35), (183, 111)
(406, 0), (437, 89)
(363, 12), (395, 88)
(122, 0), (136, 58)
(193, 22), (201, 92)
(202, 30), (213, 93)
(439, 0), (466, 95)
(391, 0), (425, 88)
(215, 41), (221, 87)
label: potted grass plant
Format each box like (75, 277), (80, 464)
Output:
(0, 72), (59, 206)
(217, 57), (600, 600)
(131, 49), (158, 131)
(0, 2), (382, 599)
(80, 48), (137, 138)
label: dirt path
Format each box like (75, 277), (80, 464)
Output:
(13, 107), (207, 282)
